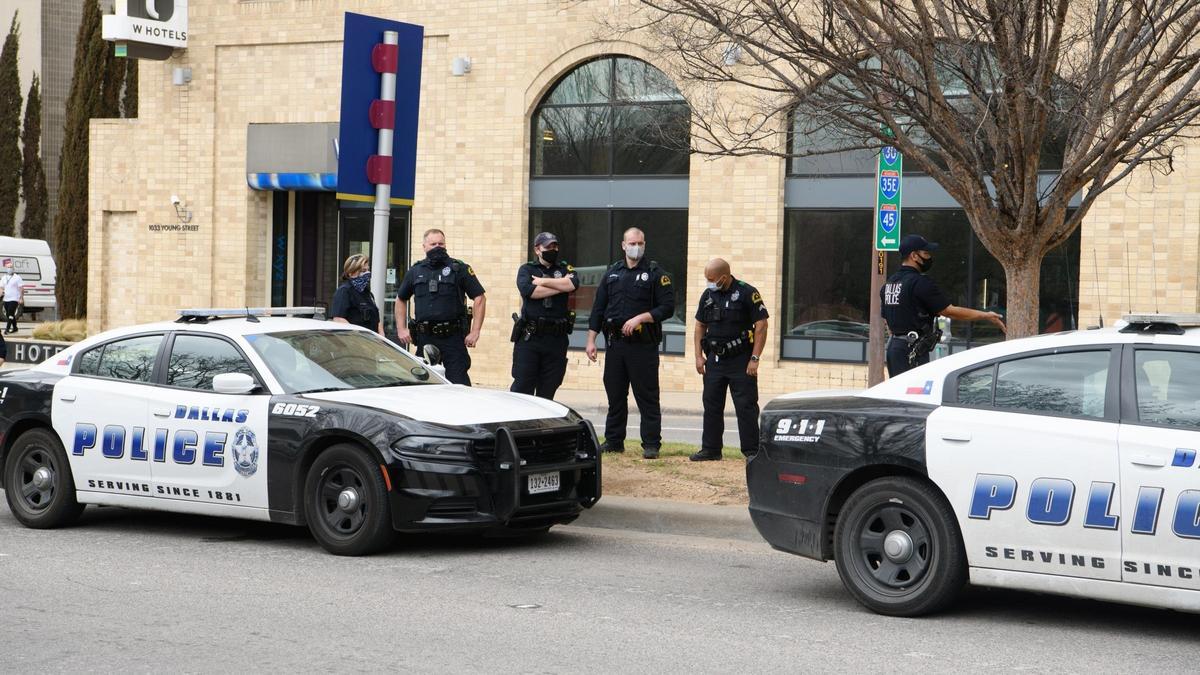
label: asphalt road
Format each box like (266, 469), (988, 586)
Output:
(2, 503), (1197, 672)
(581, 411), (741, 447)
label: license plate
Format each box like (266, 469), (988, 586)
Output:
(527, 472), (560, 495)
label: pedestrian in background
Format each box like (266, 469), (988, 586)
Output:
(3, 261), (23, 335)
(395, 229), (487, 385)
(512, 231), (579, 399)
(585, 227), (674, 459)
(692, 258), (769, 461)
(329, 254), (383, 334)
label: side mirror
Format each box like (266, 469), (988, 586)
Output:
(213, 372), (258, 395)
(422, 344), (443, 366)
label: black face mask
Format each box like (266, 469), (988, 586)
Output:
(916, 255), (934, 273)
(426, 246), (449, 265)
(540, 249), (560, 265)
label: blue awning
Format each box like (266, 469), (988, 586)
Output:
(247, 172), (337, 191)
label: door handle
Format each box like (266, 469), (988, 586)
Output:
(940, 430), (972, 442)
(58, 393), (76, 403)
(1130, 454), (1166, 468)
(152, 407), (173, 417)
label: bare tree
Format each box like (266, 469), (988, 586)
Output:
(610, 0), (1200, 336)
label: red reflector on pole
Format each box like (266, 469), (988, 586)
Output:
(368, 100), (396, 130)
(779, 473), (807, 485)
(366, 155), (393, 185)
(371, 43), (399, 74)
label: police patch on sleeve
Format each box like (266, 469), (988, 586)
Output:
(467, 266), (476, 276)
(660, 275), (671, 286)
(752, 292), (762, 304)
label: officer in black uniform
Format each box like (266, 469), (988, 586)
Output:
(692, 258), (769, 461)
(511, 231), (579, 399)
(881, 234), (1006, 377)
(396, 228), (487, 385)
(585, 227), (675, 459)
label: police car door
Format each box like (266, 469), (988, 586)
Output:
(150, 333), (272, 512)
(927, 347), (1122, 581)
(1118, 345), (1200, 592)
(52, 333), (162, 500)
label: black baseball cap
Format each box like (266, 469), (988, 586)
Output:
(533, 231), (558, 247)
(899, 234), (939, 258)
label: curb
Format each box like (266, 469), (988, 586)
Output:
(572, 495), (760, 543)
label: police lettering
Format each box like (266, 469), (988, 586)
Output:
(969, 474), (1200, 540)
(73, 422), (233, 469)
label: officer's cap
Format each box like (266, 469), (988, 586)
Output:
(533, 231), (558, 247)
(899, 234), (939, 258)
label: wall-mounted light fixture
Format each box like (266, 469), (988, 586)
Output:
(172, 66), (192, 86)
(451, 56), (472, 77)
(171, 194), (193, 224)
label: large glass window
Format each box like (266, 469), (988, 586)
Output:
(529, 209), (689, 354)
(166, 335), (258, 391)
(1134, 350), (1200, 430)
(532, 56), (690, 177)
(781, 209), (1081, 362)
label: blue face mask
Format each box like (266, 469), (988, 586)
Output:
(351, 272), (371, 292)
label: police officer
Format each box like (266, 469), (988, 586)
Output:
(692, 258), (769, 461)
(881, 234), (1006, 376)
(395, 229), (487, 385)
(511, 232), (579, 399)
(585, 227), (675, 459)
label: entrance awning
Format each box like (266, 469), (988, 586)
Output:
(246, 122), (339, 192)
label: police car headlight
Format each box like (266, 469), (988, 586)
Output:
(393, 436), (473, 461)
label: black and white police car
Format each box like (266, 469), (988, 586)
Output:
(0, 308), (600, 555)
(749, 314), (1200, 616)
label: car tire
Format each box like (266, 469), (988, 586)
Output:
(833, 476), (966, 617)
(303, 445), (394, 556)
(3, 428), (85, 529)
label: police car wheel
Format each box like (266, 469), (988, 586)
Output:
(3, 428), (85, 529)
(833, 477), (966, 617)
(303, 445), (393, 556)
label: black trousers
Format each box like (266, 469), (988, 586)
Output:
(416, 334), (472, 385)
(3, 301), (17, 332)
(701, 351), (760, 455)
(886, 337), (930, 377)
(510, 333), (568, 399)
(603, 339), (661, 449)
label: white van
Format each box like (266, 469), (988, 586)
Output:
(0, 236), (57, 318)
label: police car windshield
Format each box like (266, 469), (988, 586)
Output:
(246, 329), (435, 394)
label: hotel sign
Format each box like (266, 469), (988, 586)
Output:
(103, 0), (188, 56)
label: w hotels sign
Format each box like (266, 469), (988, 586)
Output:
(103, 0), (188, 59)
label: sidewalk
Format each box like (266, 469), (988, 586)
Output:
(554, 387), (705, 416)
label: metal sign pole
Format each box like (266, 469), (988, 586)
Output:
(370, 30), (399, 321)
(869, 142), (902, 386)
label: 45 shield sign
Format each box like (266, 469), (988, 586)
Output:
(874, 146), (903, 251)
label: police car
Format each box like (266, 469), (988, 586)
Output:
(749, 314), (1200, 616)
(0, 308), (601, 555)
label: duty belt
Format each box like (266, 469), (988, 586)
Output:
(602, 318), (660, 344)
(512, 313), (574, 341)
(703, 332), (752, 362)
(410, 320), (463, 338)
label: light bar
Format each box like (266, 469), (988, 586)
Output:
(178, 307), (326, 319)
(1122, 313), (1200, 327)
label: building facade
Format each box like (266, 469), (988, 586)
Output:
(87, 0), (1200, 397)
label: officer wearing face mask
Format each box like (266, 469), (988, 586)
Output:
(396, 228), (487, 385)
(511, 231), (579, 399)
(692, 258), (769, 461)
(586, 227), (674, 459)
(881, 234), (1006, 376)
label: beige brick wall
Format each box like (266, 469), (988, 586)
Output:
(90, 0), (1194, 398)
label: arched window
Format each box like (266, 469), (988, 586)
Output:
(529, 56), (692, 354)
(532, 56), (690, 176)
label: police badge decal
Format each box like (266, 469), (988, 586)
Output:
(231, 427), (260, 477)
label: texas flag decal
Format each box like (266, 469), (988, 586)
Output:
(906, 380), (934, 395)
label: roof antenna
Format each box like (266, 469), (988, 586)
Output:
(1125, 242), (1134, 316)
(1092, 247), (1104, 328)
(244, 306), (260, 323)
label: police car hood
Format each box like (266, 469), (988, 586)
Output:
(303, 385), (571, 425)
